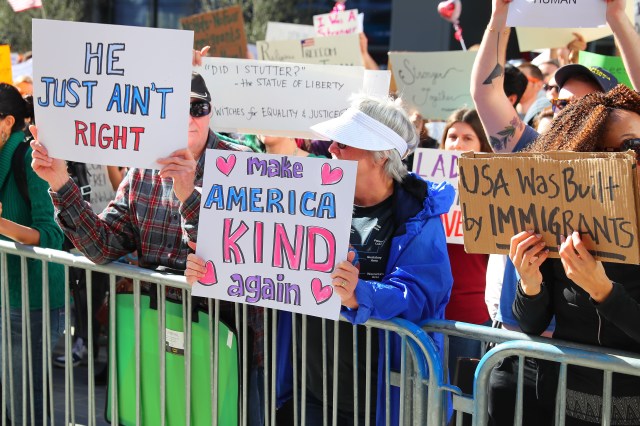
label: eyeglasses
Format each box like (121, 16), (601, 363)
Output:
(551, 98), (570, 114)
(602, 138), (640, 162)
(190, 101), (211, 118)
(543, 83), (560, 92)
(335, 142), (348, 149)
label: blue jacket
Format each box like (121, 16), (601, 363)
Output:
(276, 173), (454, 425)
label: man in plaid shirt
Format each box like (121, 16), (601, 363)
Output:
(31, 71), (265, 425)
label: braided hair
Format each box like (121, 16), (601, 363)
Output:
(526, 84), (640, 153)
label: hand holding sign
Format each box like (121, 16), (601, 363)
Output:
(331, 249), (359, 308)
(29, 125), (71, 192)
(508, 230), (548, 296)
(157, 148), (197, 203)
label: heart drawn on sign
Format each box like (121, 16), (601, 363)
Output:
(311, 278), (333, 305)
(320, 163), (343, 185)
(198, 260), (218, 286)
(216, 154), (236, 176)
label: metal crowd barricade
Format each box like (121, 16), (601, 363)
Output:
(422, 319), (640, 426)
(0, 239), (448, 426)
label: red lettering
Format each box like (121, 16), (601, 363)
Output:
(454, 210), (464, 237)
(75, 120), (88, 146)
(72, 122), (145, 151)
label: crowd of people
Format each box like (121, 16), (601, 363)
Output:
(0, 0), (640, 424)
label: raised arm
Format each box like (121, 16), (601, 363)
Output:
(606, 0), (640, 90)
(470, 0), (526, 153)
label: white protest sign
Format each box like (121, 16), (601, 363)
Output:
(196, 57), (364, 139)
(313, 9), (364, 37)
(363, 70), (391, 97)
(507, 0), (605, 28)
(193, 150), (357, 320)
(32, 19), (192, 169)
(257, 34), (363, 66)
(86, 164), (116, 213)
(12, 58), (31, 80)
(265, 22), (316, 41)
(413, 149), (462, 244)
(389, 51), (475, 120)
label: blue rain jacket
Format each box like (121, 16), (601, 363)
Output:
(276, 173), (454, 425)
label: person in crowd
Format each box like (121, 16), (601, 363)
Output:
(403, 110), (439, 168)
(508, 83), (640, 425)
(440, 108), (492, 372)
(259, 134), (312, 157)
(538, 59), (560, 84)
(503, 64), (528, 108)
(518, 62), (551, 126)
(470, 0), (636, 155)
(532, 107), (554, 134)
(30, 70), (266, 425)
(0, 83), (65, 425)
(186, 93), (455, 426)
(14, 75), (33, 97)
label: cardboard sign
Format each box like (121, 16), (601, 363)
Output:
(578, 50), (633, 89)
(180, 5), (248, 59)
(515, 0), (635, 51)
(265, 22), (316, 41)
(388, 51), (475, 120)
(507, 0), (606, 28)
(458, 151), (640, 264)
(192, 150), (357, 320)
(86, 164), (116, 214)
(32, 19), (192, 169)
(257, 34), (363, 66)
(196, 57), (364, 139)
(413, 149), (463, 244)
(313, 9), (363, 37)
(0, 46), (12, 84)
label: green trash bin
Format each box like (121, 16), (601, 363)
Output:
(106, 292), (239, 425)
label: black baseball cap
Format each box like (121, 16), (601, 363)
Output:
(191, 72), (211, 103)
(554, 64), (618, 93)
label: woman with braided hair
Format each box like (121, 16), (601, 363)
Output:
(506, 84), (640, 425)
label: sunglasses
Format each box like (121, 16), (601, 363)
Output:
(602, 138), (640, 162)
(333, 141), (348, 149)
(543, 83), (559, 92)
(551, 98), (570, 114)
(190, 101), (211, 118)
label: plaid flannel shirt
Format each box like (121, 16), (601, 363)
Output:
(51, 131), (264, 366)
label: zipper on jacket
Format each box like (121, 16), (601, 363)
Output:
(596, 310), (603, 346)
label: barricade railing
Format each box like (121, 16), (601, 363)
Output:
(0, 240), (448, 426)
(421, 319), (640, 426)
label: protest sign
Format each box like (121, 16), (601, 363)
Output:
(363, 70), (391, 97)
(257, 34), (363, 66)
(388, 51), (475, 120)
(32, 19), (192, 169)
(196, 57), (364, 139)
(507, 0), (606, 28)
(0, 46), (12, 84)
(458, 151), (640, 264)
(86, 164), (116, 213)
(265, 22), (316, 41)
(578, 51), (633, 88)
(313, 9), (363, 37)
(413, 149), (463, 244)
(515, 0), (635, 51)
(12, 58), (31, 81)
(180, 5), (248, 59)
(192, 150), (357, 319)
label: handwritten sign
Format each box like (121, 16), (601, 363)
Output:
(413, 149), (463, 244)
(0, 46), (12, 84)
(193, 150), (357, 319)
(180, 5), (248, 59)
(257, 34), (363, 66)
(388, 51), (475, 120)
(363, 70), (391, 97)
(266, 22), (316, 41)
(313, 9), (363, 37)
(458, 151), (640, 264)
(32, 19), (192, 169)
(196, 57), (364, 139)
(86, 164), (116, 213)
(578, 50), (633, 89)
(507, 0), (605, 28)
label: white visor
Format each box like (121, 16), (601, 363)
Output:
(310, 108), (408, 157)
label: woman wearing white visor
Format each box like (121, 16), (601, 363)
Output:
(300, 94), (454, 425)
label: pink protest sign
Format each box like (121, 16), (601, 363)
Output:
(413, 148), (463, 244)
(313, 9), (363, 37)
(193, 150), (357, 320)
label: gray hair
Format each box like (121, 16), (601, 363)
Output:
(349, 93), (418, 182)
